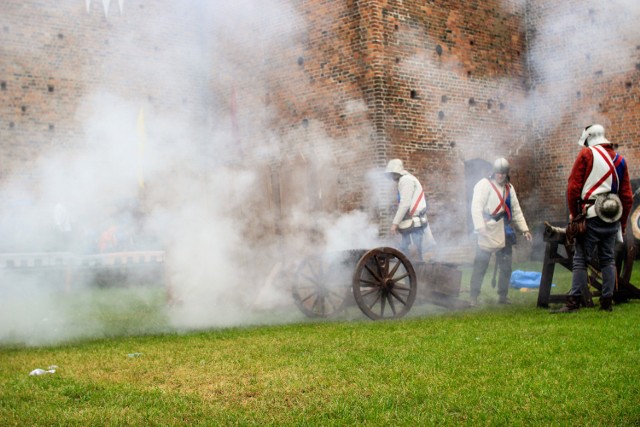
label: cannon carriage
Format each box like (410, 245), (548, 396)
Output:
(538, 222), (640, 308)
(290, 246), (468, 320)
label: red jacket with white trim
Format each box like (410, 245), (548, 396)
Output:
(567, 144), (633, 232)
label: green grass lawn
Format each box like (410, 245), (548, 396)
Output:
(1, 261), (639, 426)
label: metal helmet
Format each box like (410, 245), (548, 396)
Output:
(493, 158), (510, 174)
(385, 159), (405, 175)
(578, 124), (610, 147)
(594, 193), (622, 223)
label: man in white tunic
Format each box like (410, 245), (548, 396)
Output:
(469, 158), (532, 305)
(385, 159), (429, 260)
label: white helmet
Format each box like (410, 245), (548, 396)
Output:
(493, 158), (510, 174)
(578, 124), (610, 147)
(385, 159), (406, 175)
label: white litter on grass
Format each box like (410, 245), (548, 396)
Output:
(29, 365), (58, 376)
(127, 353), (143, 358)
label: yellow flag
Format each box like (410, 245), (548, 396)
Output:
(136, 108), (146, 189)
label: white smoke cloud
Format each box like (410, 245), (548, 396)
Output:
(0, 0), (388, 345)
(526, 0), (640, 128)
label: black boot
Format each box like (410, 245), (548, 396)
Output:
(552, 295), (580, 313)
(599, 297), (613, 312)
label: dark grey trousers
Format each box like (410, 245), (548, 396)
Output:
(469, 243), (513, 299)
(569, 217), (618, 298)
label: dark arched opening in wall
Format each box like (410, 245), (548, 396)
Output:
(464, 158), (492, 234)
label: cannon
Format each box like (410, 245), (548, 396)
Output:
(290, 246), (467, 320)
(538, 222), (640, 308)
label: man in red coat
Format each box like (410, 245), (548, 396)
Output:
(556, 124), (633, 312)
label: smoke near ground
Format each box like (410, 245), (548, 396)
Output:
(1, 0), (638, 346)
(0, 1), (387, 346)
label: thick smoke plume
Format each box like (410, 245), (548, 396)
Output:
(0, 0), (386, 346)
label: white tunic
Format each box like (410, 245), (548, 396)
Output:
(471, 178), (529, 247)
(582, 145), (619, 218)
(392, 173), (427, 225)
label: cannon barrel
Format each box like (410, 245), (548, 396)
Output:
(543, 221), (567, 243)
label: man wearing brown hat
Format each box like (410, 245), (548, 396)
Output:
(556, 124), (633, 313)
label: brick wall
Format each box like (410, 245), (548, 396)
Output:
(263, 0), (532, 242)
(0, 2), (209, 161)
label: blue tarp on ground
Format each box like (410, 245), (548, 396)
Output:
(509, 270), (556, 289)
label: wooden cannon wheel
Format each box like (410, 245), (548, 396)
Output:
(291, 253), (353, 318)
(351, 247), (417, 320)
